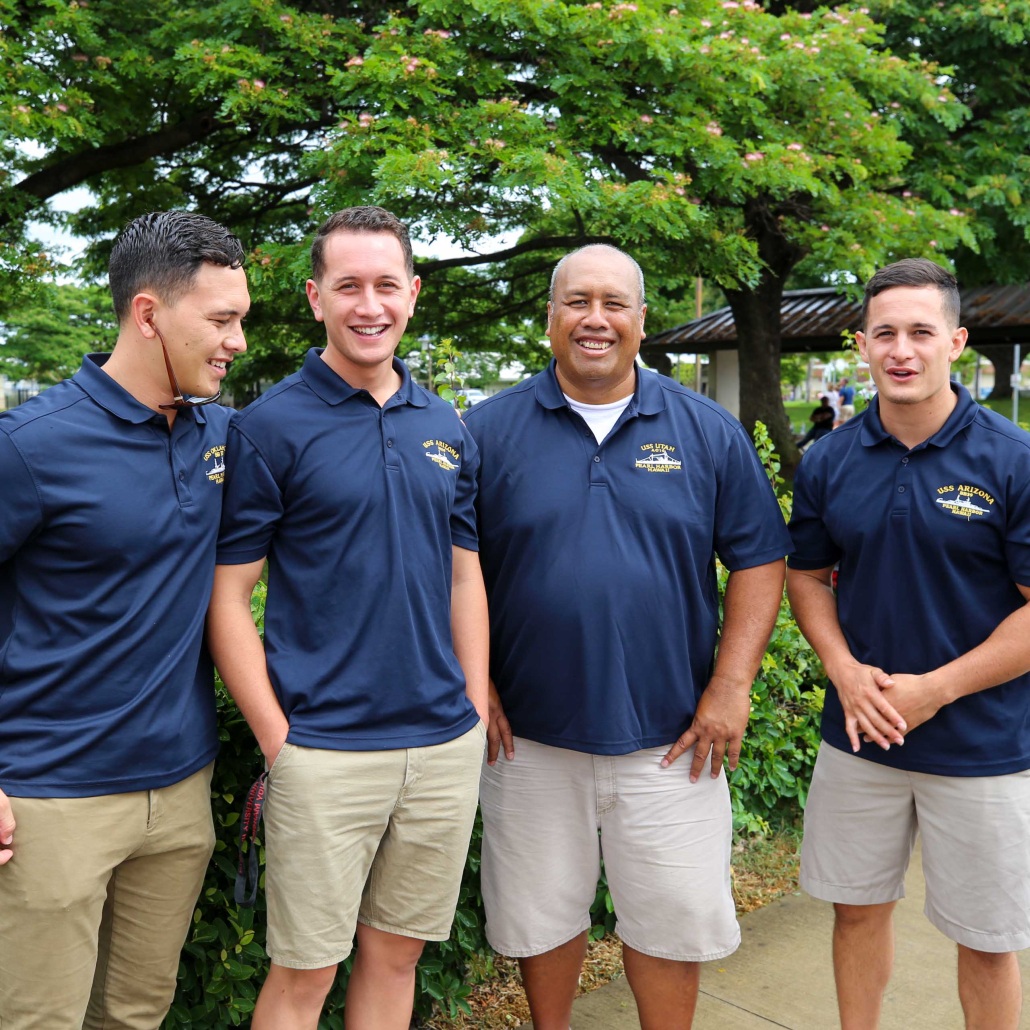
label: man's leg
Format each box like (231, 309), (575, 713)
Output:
(0, 793), (145, 1030)
(517, 931), (589, 1030)
(832, 901), (896, 1030)
(347, 725), (483, 1026)
(957, 946), (1021, 1029)
(343, 924), (426, 1029)
(800, 747), (916, 1030)
(84, 765), (215, 1029)
(622, 945), (699, 1030)
(253, 964), (338, 1030)
(600, 746), (739, 1030)
(915, 769), (1030, 1030)
(480, 739), (602, 1029)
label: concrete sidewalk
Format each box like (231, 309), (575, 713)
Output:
(522, 847), (1030, 1028)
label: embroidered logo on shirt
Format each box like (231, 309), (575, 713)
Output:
(635, 443), (682, 472)
(423, 439), (460, 471)
(204, 444), (227, 483)
(934, 483), (994, 521)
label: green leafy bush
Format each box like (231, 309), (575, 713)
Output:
(730, 423), (824, 834)
(166, 425), (823, 1025)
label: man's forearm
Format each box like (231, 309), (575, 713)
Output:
(451, 546), (490, 725)
(714, 560), (786, 687)
(208, 562), (289, 763)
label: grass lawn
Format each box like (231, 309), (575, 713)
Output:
(785, 393), (1025, 433)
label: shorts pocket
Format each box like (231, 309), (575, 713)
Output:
(266, 741), (295, 781)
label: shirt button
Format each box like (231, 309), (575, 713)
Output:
(901, 457), (909, 465)
(593, 455), (601, 463)
(387, 439), (394, 448)
(178, 471), (186, 482)
(898, 485), (906, 493)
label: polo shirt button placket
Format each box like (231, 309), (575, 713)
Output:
(893, 451), (912, 514)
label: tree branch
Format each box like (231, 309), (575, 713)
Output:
(416, 233), (614, 273)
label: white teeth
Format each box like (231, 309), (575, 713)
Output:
(353, 326), (386, 336)
(578, 340), (612, 351)
(209, 361), (227, 369)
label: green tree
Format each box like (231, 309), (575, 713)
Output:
(870, 0), (1030, 401)
(0, 282), (114, 384)
(0, 1), (996, 467)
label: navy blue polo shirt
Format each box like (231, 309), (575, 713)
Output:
(0, 354), (227, 797)
(463, 361), (791, 754)
(789, 384), (1030, 775)
(217, 349), (480, 750)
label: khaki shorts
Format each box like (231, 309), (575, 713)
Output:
(0, 764), (215, 1030)
(263, 722), (485, 969)
(480, 737), (739, 962)
(801, 742), (1030, 952)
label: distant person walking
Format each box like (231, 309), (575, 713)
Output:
(838, 378), (856, 422)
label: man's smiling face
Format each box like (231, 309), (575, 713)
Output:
(546, 246), (646, 404)
(306, 230), (421, 383)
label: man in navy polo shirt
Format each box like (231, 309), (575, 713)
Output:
(0, 211), (249, 1028)
(209, 205), (488, 1030)
(463, 244), (789, 1030)
(788, 258), (1030, 1028)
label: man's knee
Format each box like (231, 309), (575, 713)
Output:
(958, 944), (1020, 971)
(833, 901), (896, 931)
(264, 962), (338, 1005)
(354, 925), (425, 977)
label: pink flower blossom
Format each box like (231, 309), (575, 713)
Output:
(640, 114), (654, 123)
(787, 143), (803, 151)
(706, 121), (722, 136)
(744, 151), (764, 161)
(346, 56), (364, 67)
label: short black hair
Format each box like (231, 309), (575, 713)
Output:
(310, 206), (414, 282)
(109, 211), (245, 323)
(861, 258), (960, 330)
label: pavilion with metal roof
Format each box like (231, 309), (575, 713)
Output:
(641, 284), (1030, 415)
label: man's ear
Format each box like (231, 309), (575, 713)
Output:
(132, 293), (159, 338)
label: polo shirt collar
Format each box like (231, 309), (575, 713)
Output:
(533, 359), (666, 416)
(860, 382), (976, 450)
(73, 353), (206, 426)
(299, 348), (428, 408)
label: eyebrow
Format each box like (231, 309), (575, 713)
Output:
(869, 320), (938, 332)
(329, 273), (403, 287)
(563, 288), (633, 301)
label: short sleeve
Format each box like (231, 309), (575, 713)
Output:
(451, 419), (479, 552)
(787, 451), (841, 571)
(216, 419), (285, 564)
(712, 426), (792, 571)
(0, 431), (44, 564)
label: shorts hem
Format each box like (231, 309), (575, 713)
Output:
(617, 929), (740, 964)
(925, 905), (1030, 954)
(359, 916), (446, 943)
(268, 947), (354, 970)
(800, 872), (906, 907)
(485, 920), (592, 959)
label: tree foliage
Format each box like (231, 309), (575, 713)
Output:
(5, 0), (1027, 470)
(0, 282), (114, 384)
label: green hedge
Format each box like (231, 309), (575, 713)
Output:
(164, 424), (824, 1027)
